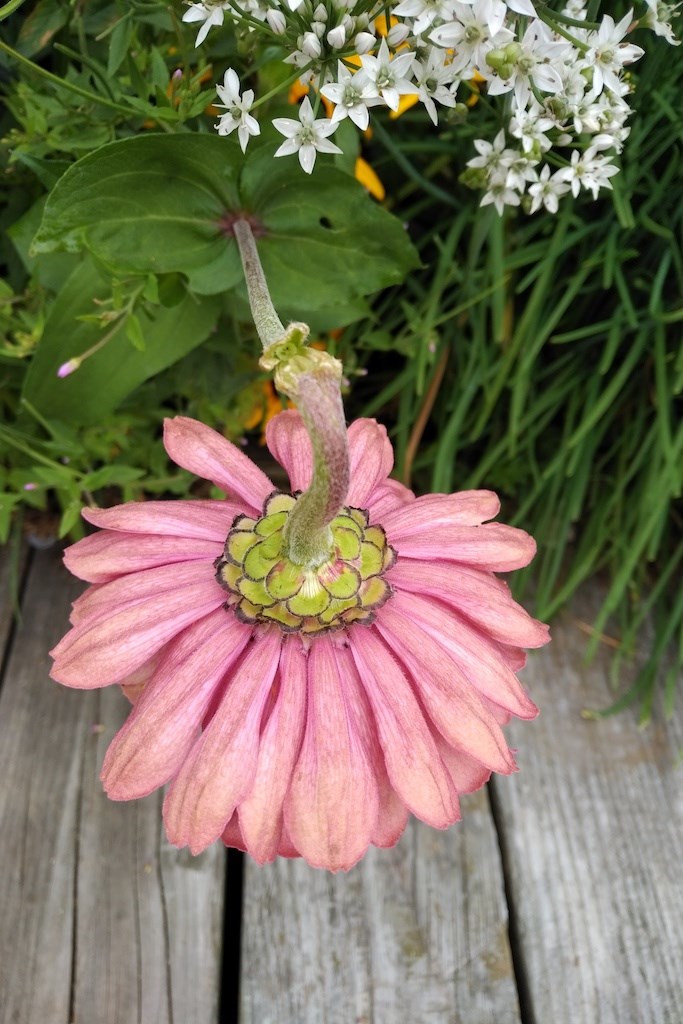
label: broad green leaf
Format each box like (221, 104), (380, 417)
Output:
(32, 134), (420, 313)
(107, 15), (134, 77)
(22, 258), (222, 425)
(8, 197), (79, 291)
(16, 0), (68, 57)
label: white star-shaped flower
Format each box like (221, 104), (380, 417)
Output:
(321, 62), (378, 130)
(272, 96), (343, 174)
(360, 39), (418, 111)
(412, 48), (457, 125)
(585, 11), (644, 94)
(528, 164), (570, 213)
(214, 68), (261, 153)
(642, 0), (682, 45)
(431, 1), (513, 77)
(182, 1), (229, 47)
(555, 145), (619, 198)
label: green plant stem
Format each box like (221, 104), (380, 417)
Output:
(232, 219), (349, 566)
(283, 369), (350, 566)
(232, 220), (286, 349)
(0, 0), (29, 20)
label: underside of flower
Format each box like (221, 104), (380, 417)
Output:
(216, 490), (396, 635)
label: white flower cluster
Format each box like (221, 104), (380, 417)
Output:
(185, 0), (681, 211)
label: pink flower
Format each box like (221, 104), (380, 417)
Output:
(51, 413), (549, 872)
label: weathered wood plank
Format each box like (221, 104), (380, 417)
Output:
(240, 791), (521, 1024)
(0, 549), (225, 1024)
(491, 596), (683, 1024)
(0, 542), (24, 664)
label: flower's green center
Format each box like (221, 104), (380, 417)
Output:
(215, 492), (396, 635)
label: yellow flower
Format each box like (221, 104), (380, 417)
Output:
(287, 81), (334, 119)
(244, 381), (291, 444)
(354, 157), (386, 201)
(466, 70), (486, 107)
(388, 94), (419, 119)
(374, 13), (398, 36)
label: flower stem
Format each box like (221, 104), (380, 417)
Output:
(232, 219), (285, 350)
(233, 219), (350, 566)
(282, 368), (349, 566)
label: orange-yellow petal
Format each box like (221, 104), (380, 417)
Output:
(288, 81), (309, 104)
(388, 93), (419, 120)
(354, 157), (385, 202)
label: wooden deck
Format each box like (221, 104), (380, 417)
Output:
(0, 545), (681, 1024)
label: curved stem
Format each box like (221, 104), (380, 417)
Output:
(233, 219), (350, 566)
(232, 219), (285, 350)
(283, 370), (349, 566)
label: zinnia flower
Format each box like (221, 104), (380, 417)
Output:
(51, 412), (549, 871)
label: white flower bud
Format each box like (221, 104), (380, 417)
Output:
(342, 13), (353, 31)
(387, 22), (410, 47)
(312, 19), (326, 37)
(354, 31), (376, 54)
(355, 13), (369, 29)
(266, 8), (287, 33)
(327, 23), (346, 47)
(313, 3), (327, 20)
(301, 31), (322, 57)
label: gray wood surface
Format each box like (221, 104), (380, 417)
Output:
(492, 603), (683, 1024)
(240, 789), (521, 1024)
(2, 543), (682, 1024)
(0, 547), (225, 1024)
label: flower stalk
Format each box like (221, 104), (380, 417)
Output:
(233, 218), (349, 567)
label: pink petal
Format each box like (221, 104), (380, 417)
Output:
(389, 560), (550, 648)
(221, 812), (248, 853)
(374, 603), (516, 774)
(389, 590), (538, 720)
(274, 820), (301, 859)
(372, 783), (409, 849)
(284, 637), (380, 871)
(432, 731), (492, 795)
(120, 654), (161, 705)
(495, 642), (528, 672)
(265, 411), (312, 493)
(238, 639), (308, 864)
(50, 569), (226, 688)
(163, 629), (282, 854)
(366, 478), (415, 519)
(67, 561), (217, 630)
(381, 491), (500, 539)
(64, 531), (222, 583)
(392, 522), (537, 572)
(348, 626), (460, 828)
(101, 610), (252, 799)
(346, 419), (394, 507)
(83, 499), (240, 541)
(163, 417), (274, 513)
(333, 643), (410, 849)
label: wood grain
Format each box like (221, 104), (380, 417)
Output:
(240, 791), (521, 1024)
(0, 548), (225, 1024)
(0, 544), (18, 660)
(491, 600), (683, 1024)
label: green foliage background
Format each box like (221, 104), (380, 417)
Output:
(1, 0), (681, 720)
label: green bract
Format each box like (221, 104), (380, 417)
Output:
(216, 492), (397, 636)
(31, 133), (420, 319)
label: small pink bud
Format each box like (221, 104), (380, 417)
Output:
(23, 482), (37, 491)
(57, 358), (81, 378)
